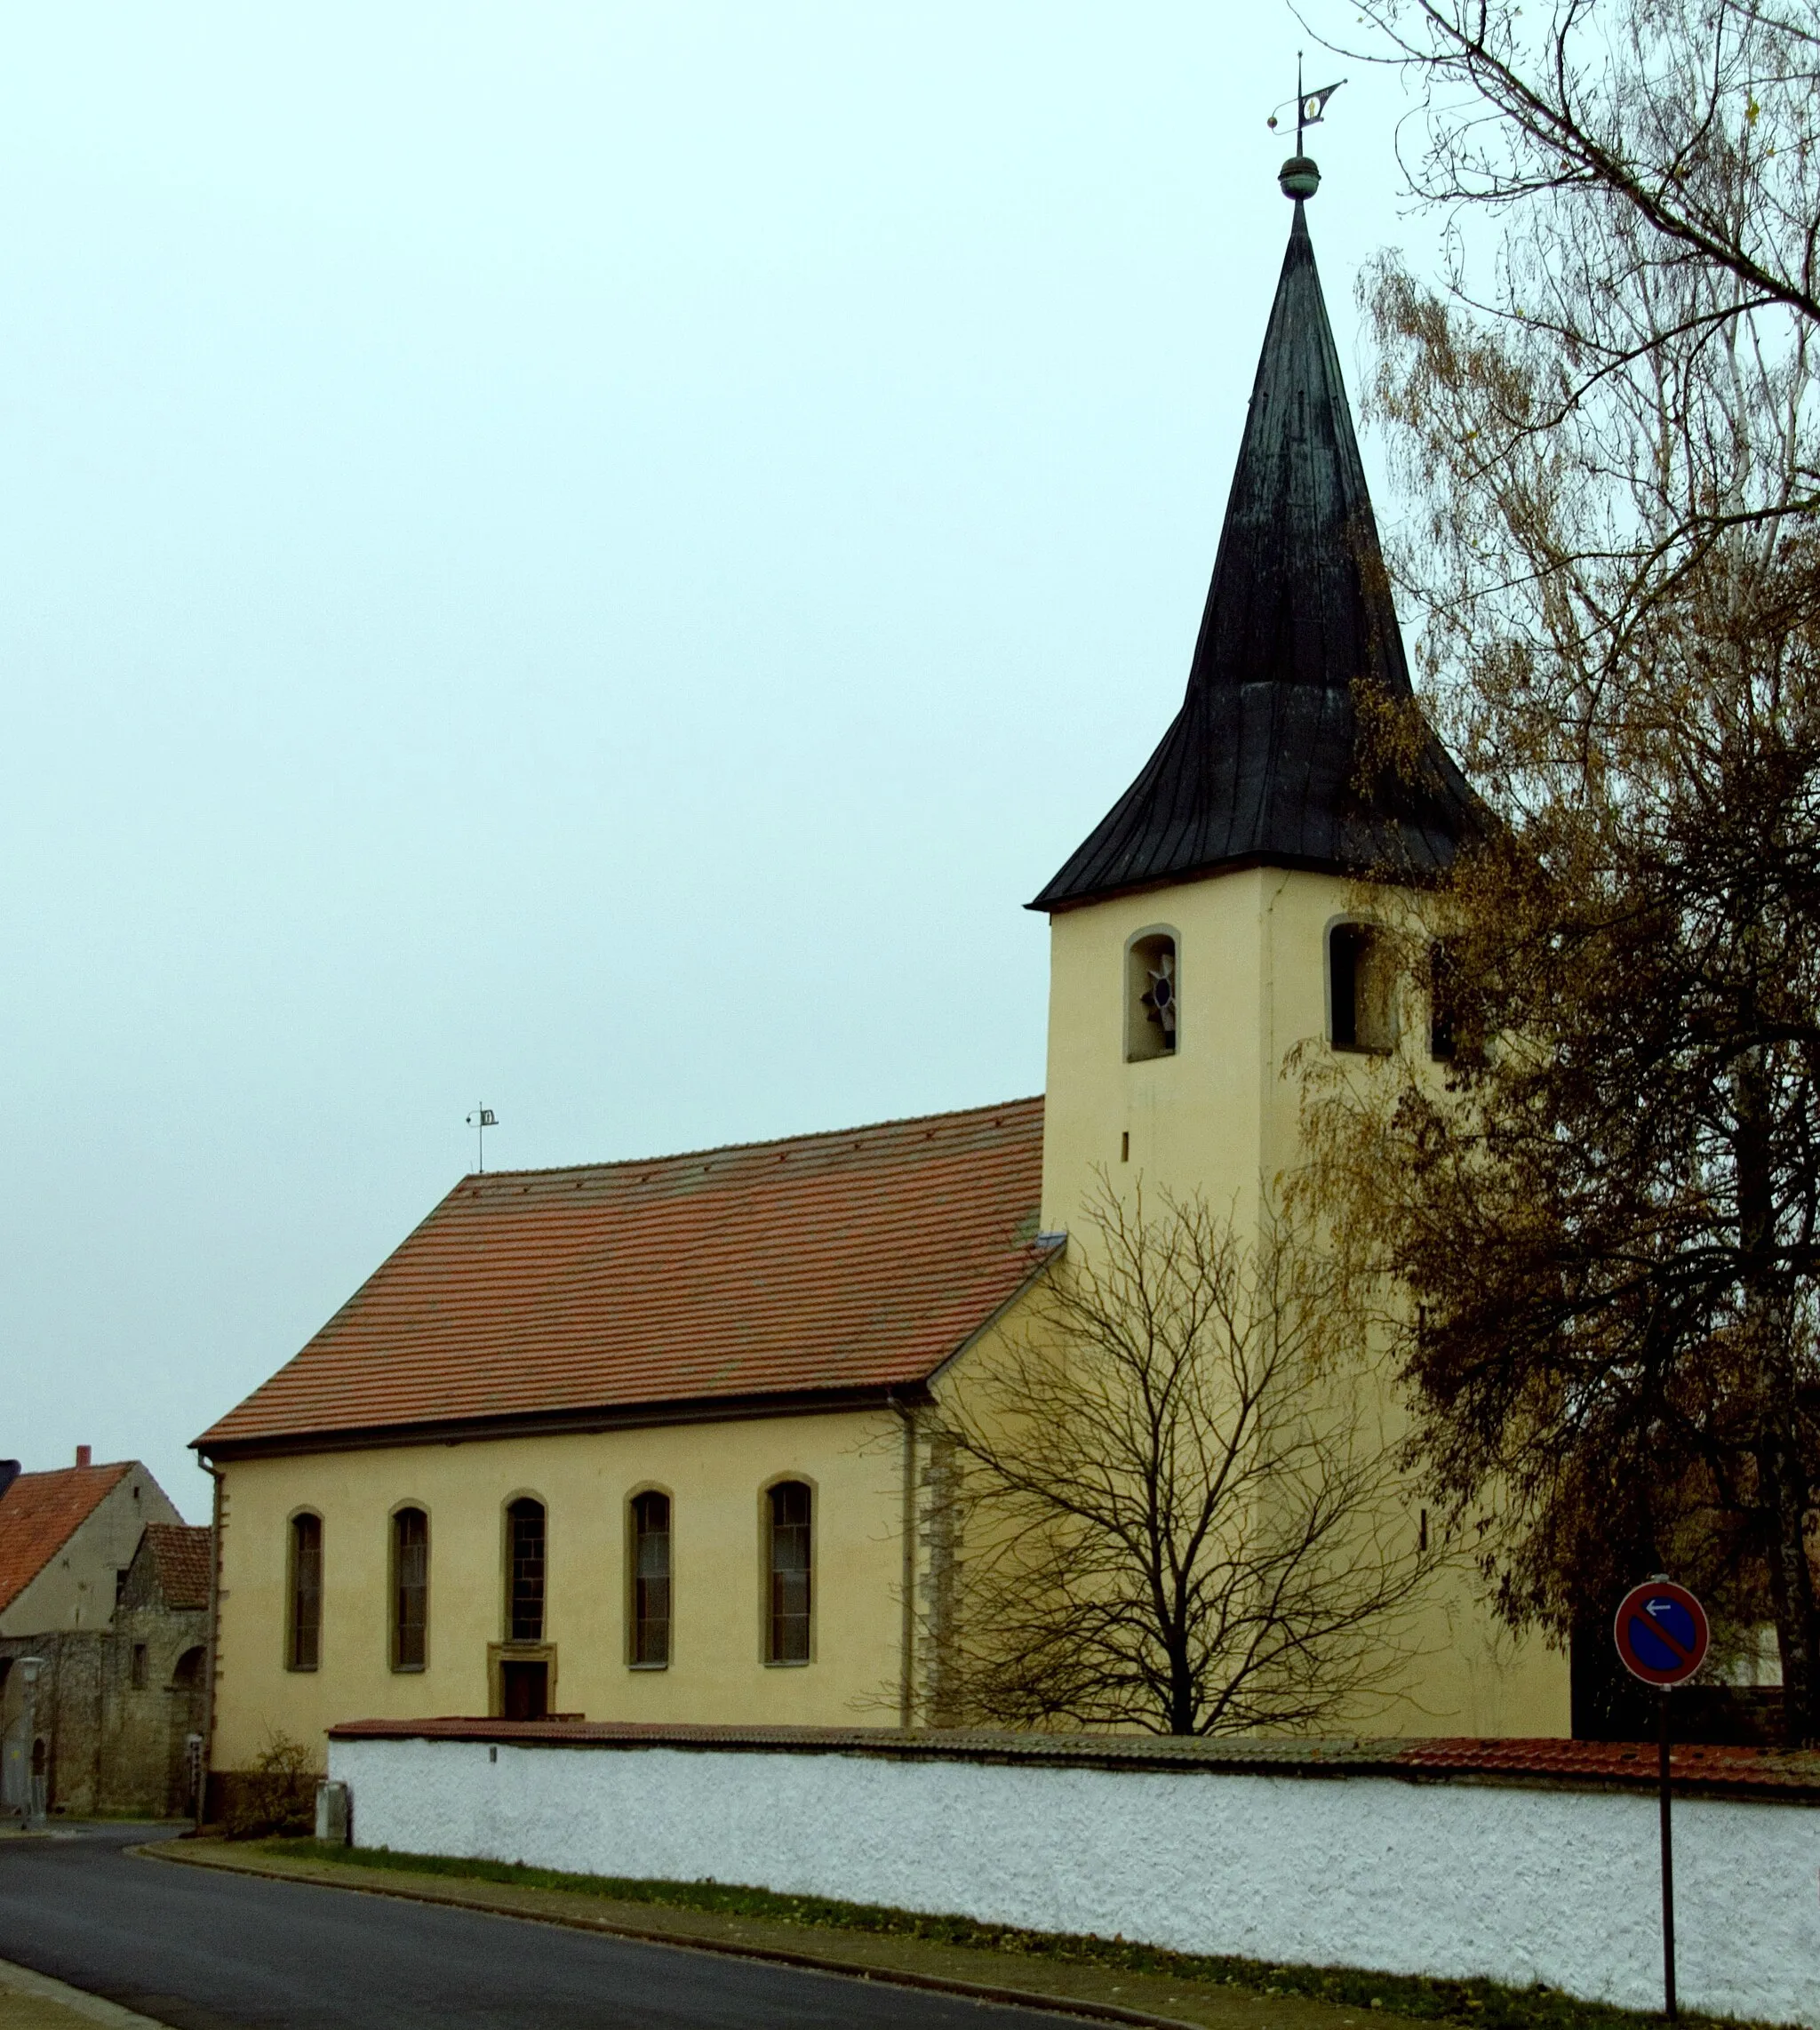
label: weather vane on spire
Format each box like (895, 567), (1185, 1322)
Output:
(1267, 53), (1345, 198)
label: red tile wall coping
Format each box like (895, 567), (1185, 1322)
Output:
(324, 1718), (1820, 1803)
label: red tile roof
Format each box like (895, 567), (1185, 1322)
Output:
(198, 1098), (1050, 1456)
(140, 1522), (212, 1610)
(0, 1463), (132, 1615)
(324, 1720), (1820, 1801)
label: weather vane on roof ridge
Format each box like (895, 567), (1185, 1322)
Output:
(1267, 52), (1345, 159)
(466, 1103), (498, 1173)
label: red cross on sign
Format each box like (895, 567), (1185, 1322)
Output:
(1614, 1580), (1710, 1688)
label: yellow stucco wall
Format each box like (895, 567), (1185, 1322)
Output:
(1034, 865), (1571, 1739)
(210, 859), (1568, 1762)
(212, 1409), (913, 1772)
(1041, 864), (1388, 1232)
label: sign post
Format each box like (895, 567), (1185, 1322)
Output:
(1613, 1578), (1710, 2022)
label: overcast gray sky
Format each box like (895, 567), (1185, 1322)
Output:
(1, 4), (1429, 1517)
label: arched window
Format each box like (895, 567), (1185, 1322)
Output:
(392, 1507), (429, 1672)
(1329, 923), (1396, 1054)
(1126, 931), (1178, 1062)
(766, 1481), (812, 1664)
(287, 1514), (322, 1672)
(506, 1499), (546, 1642)
(630, 1491), (671, 1667)
(1427, 939), (1477, 1062)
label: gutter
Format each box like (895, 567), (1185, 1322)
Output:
(194, 1380), (939, 1466)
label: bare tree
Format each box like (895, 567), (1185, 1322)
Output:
(922, 1184), (1440, 1738)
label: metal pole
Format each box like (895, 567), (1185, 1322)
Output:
(1658, 1688), (1677, 2020)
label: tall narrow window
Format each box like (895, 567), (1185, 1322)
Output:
(767, 1481), (811, 1664)
(631, 1492), (671, 1666)
(393, 1507), (428, 1672)
(1426, 941), (1456, 1060)
(1329, 923), (1396, 1053)
(1427, 939), (1479, 1063)
(507, 1499), (546, 1642)
(1330, 924), (1364, 1048)
(288, 1514), (322, 1672)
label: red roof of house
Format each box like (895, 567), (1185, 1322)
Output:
(140, 1523), (212, 1610)
(197, 1098), (1050, 1456)
(0, 1463), (132, 1614)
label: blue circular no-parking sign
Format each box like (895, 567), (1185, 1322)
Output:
(1614, 1580), (1710, 1687)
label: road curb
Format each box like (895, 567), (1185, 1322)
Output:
(0, 1955), (170, 2028)
(135, 1841), (1208, 2029)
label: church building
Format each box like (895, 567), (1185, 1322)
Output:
(196, 156), (1569, 1786)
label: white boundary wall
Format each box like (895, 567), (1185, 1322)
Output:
(330, 1737), (1820, 2026)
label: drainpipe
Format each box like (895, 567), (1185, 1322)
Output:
(198, 1457), (225, 1831)
(889, 1395), (917, 1730)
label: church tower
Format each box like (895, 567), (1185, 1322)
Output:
(1034, 155), (1477, 1238)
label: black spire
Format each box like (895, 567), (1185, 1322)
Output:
(1030, 183), (1478, 914)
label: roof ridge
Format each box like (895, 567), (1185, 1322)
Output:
(12, 1461), (133, 1478)
(464, 1094), (1044, 1184)
(196, 1098), (1050, 1456)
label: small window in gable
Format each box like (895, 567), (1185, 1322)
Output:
(1329, 923), (1396, 1054)
(1126, 932), (1178, 1062)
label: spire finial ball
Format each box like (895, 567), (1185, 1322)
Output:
(1279, 156), (1321, 200)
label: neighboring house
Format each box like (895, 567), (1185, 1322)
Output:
(0, 1454), (212, 1818)
(196, 162), (1575, 1794)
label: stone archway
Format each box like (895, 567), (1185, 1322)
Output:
(0, 1660), (20, 1815)
(166, 1646), (206, 1817)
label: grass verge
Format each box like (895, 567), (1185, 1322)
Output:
(263, 1840), (1778, 2030)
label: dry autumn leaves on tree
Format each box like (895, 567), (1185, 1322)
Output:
(1298, 0), (1820, 1744)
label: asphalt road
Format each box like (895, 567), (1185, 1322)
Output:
(0, 1826), (1077, 2030)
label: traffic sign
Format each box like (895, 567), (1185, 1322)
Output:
(1613, 1577), (1709, 2021)
(1614, 1579), (1710, 1687)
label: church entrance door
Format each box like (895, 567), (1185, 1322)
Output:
(500, 1660), (547, 1721)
